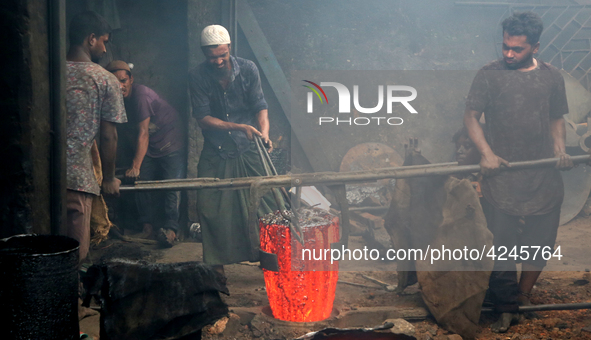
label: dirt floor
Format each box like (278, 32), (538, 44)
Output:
(79, 213), (591, 340)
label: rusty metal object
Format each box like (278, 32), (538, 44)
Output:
(340, 142), (404, 173)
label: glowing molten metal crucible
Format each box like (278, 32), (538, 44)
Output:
(260, 209), (339, 322)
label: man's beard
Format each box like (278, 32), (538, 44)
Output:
(505, 52), (535, 70)
(209, 63), (232, 80)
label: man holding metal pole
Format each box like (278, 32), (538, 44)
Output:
(465, 11), (573, 332)
(66, 11), (127, 263)
(106, 60), (186, 248)
(189, 25), (285, 275)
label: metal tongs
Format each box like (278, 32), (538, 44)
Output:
(254, 135), (304, 244)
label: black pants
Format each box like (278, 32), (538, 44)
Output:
(481, 198), (561, 307)
(136, 150), (185, 232)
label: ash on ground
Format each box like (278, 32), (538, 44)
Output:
(91, 242), (154, 263)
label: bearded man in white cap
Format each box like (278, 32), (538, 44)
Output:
(189, 25), (286, 275)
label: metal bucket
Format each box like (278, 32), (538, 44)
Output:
(0, 234), (80, 340)
(260, 210), (340, 322)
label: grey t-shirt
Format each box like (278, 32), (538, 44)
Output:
(466, 59), (568, 216)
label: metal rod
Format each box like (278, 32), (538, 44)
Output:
(120, 155), (591, 192)
(481, 302), (591, 313)
(338, 280), (380, 289)
(270, 187), (303, 245)
(133, 161), (459, 185)
(255, 135), (278, 176)
(455, 2), (569, 8)
(294, 186), (302, 210)
(254, 135), (271, 175)
(254, 135), (302, 242)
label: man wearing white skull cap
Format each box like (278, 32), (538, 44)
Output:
(200, 24), (232, 46)
(189, 25), (287, 274)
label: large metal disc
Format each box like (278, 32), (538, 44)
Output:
(560, 163), (591, 226)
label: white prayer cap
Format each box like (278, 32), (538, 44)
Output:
(201, 25), (231, 47)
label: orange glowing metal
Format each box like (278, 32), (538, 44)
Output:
(260, 211), (339, 322)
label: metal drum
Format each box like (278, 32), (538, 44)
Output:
(0, 234), (80, 340)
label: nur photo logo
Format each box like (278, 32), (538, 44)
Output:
(302, 80), (418, 126)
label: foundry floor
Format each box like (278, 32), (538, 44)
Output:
(80, 229), (423, 340)
(80, 213), (591, 340)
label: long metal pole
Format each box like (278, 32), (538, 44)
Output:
(481, 302), (591, 313)
(120, 155), (591, 192)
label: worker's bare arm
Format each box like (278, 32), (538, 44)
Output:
(126, 117), (150, 178)
(550, 117), (573, 170)
(464, 108), (509, 176)
(197, 115), (262, 140)
(100, 120), (121, 196)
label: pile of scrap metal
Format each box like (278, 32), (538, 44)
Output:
(82, 259), (229, 340)
(383, 139), (494, 339)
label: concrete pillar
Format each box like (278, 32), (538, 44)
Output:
(0, 0), (54, 237)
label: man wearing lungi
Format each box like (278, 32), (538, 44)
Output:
(189, 25), (282, 275)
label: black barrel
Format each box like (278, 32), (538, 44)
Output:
(0, 234), (80, 340)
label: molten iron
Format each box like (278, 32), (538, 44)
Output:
(260, 209), (339, 322)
